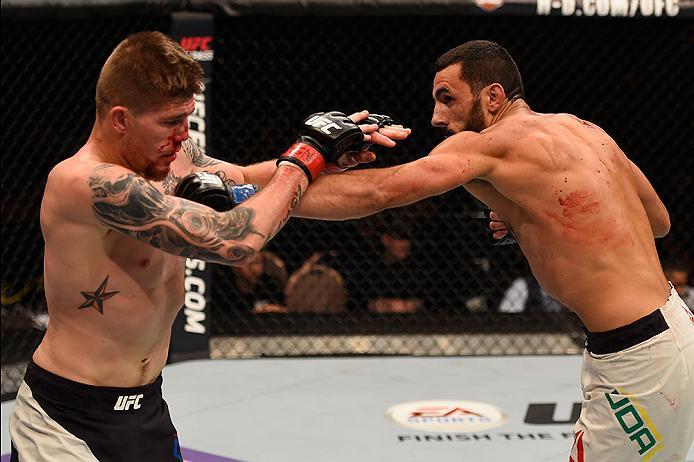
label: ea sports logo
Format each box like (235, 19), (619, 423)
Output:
(386, 400), (507, 432)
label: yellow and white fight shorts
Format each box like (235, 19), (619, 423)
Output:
(571, 285), (694, 461)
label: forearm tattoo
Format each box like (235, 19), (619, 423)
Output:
(184, 139), (221, 168)
(88, 168), (264, 264)
(207, 170), (237, 187)
(269, 185), (303, 241)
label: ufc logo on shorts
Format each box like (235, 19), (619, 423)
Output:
(114, 394), (143, 411)
(305, 115), (341, 134)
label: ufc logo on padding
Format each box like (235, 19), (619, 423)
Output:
(305, 115), (341, 134)
(114, 394), (143, 411)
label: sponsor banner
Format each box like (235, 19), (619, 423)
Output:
(386, 400), (508, 432)
(213, 0), (693, 16)
(535, 0), (683, 17)
(170, 258), (212, 361)
(180, 35), (214, 62)
(389, 399), (586, 443)
(168, 12), (215, 363)
(396, 430), (580, 442)
(3, 0), (691, 19)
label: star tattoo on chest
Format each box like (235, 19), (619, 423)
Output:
(78, 276), (119, 314)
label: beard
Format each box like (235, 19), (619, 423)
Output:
(122, 137), (170, 182)
(143, 164), (169, 182)
(465, 94), (486, 133)
(440, 94), (486, 137)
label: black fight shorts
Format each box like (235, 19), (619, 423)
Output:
(9, 360), (182, 461)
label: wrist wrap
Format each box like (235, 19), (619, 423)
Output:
(277, 142), (326, 182)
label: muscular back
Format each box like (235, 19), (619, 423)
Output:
(474, 113), (670, 330)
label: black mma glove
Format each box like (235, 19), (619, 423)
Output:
(473, 208), (517, 246)
(174, 172), (259, 212)
(277, 111), (364, 182)
(364, 114), (395, 127)
(352, 113), (396, 152)
(324, 113), (399, 174)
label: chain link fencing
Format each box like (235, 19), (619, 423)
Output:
(2, 13), (692, 398)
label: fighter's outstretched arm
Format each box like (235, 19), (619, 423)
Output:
(294, 132), (497, 220)
(85, 163), (306, 266)
(177, 111), (410, 193)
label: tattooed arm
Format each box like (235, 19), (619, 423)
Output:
(88, 163), (307, 266)
(180, 139), (275, 191)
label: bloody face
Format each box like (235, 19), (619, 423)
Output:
(121, 97), (196, 181)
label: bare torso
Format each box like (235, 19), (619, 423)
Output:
(465, 112), (669, 331)
(34, 146), (227, 387)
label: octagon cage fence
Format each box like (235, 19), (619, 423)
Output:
(2, 1), (692, 400)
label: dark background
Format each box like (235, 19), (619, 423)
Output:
(2, 14), (692, 396)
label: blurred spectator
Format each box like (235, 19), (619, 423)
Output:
(356, 222), (424, 313)
(663, 260), (694, 307)
(285, 252), (347, 313)
(1, 277), (49, 330)
(224, 251), (288, 314)
(498, 274), (568, 313)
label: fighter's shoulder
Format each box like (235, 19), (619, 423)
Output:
(43, 160), (117, 224)
(48, 159), (131, 191)
(433, 128), (509, 158)
(483, 113), (572, 155)
(46, 160), (143, 221)
(560, 112), (607, 131)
